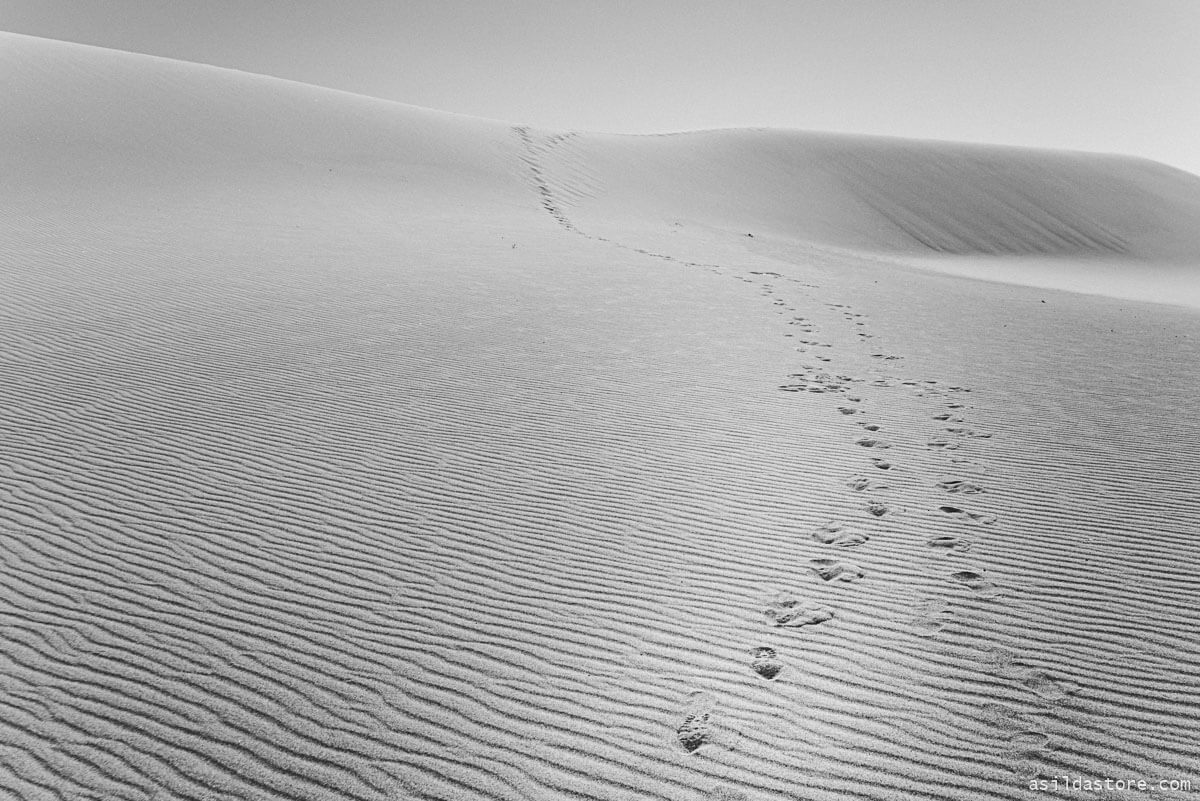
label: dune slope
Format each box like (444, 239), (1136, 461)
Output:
(2, 31), (1199, 801)
(527, 126), (1200, 260)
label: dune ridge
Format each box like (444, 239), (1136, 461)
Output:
(3, 30), (1200, 801)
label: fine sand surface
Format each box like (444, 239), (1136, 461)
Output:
(2, 31), (1200, 801)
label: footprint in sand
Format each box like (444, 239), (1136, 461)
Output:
(949, 570), (1001, 596)
(949, 569), (988, 589)
(857, 422), (882, 432)
(932, 412), (963, 422)
(946, 427), (993, 439)
(811, 521), (869, 547)
(764, 595), (835, 628)
(939, 505), (996, 525)
(871, 458), (893, 470)
(865, 501), (889, 518)
(910, 602), (954, 637)
(855, 437), (890, 448)
(1017, 671), (1082, 702)
(936, 479), (984, 494)
(750, 647), (784, 680)
(926, 438), (960, 450)
(677, 693), (717, 753)
(846, 476), (887, 492)
(837, 406), (858, 415)
(809, 558), (866, 583)
(926, 535), (972, 553)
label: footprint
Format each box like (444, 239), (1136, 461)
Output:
(837, 407), (858, 415)
(857, 423), (882, 432)
(939, 506), (996, 525)
(1018, 671), (1081, 702)
(809, 559), (866, 583)
(855, 437), (889, 448)
(949, 570), (999, 596)
(750, 647), (784, 680)
(764, 596), (835, 628)
(811, 522), (869, 547)
(936, 479), (984, 494)
(846, 476), (887, 492)
(926, 535), (972, 553)
(676, 692), (718, 753)
(871, 458), (893, 470)
(926, 439), (959, 450)
(677, 712), (713, 753)
(865, 502), (888, 517)
(910, 603), (954, 637)
(946, 427), (993, 439)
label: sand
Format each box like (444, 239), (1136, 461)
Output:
(2, 31), (1199, 801)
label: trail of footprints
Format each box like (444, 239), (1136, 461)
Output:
(676, 280), (1076, 775)
(515, 131), (1074, 775)
(770, 288), (1077, 777)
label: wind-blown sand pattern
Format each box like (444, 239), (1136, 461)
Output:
(2, 31), (1200, 801)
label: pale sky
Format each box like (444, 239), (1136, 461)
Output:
(3, 0), (1198, 175)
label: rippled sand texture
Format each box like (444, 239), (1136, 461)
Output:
(3, 31), (1200, 801)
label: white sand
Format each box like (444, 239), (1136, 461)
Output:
(2, 31), (1199, 801)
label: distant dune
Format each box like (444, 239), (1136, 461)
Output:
(3, 31), (1200, 801)
(527, 126), (1200, 260)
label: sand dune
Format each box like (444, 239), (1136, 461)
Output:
(2, 31), (1200, 801)
(527, 127), (1200, 258)
(521, 127), (1200, 308)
